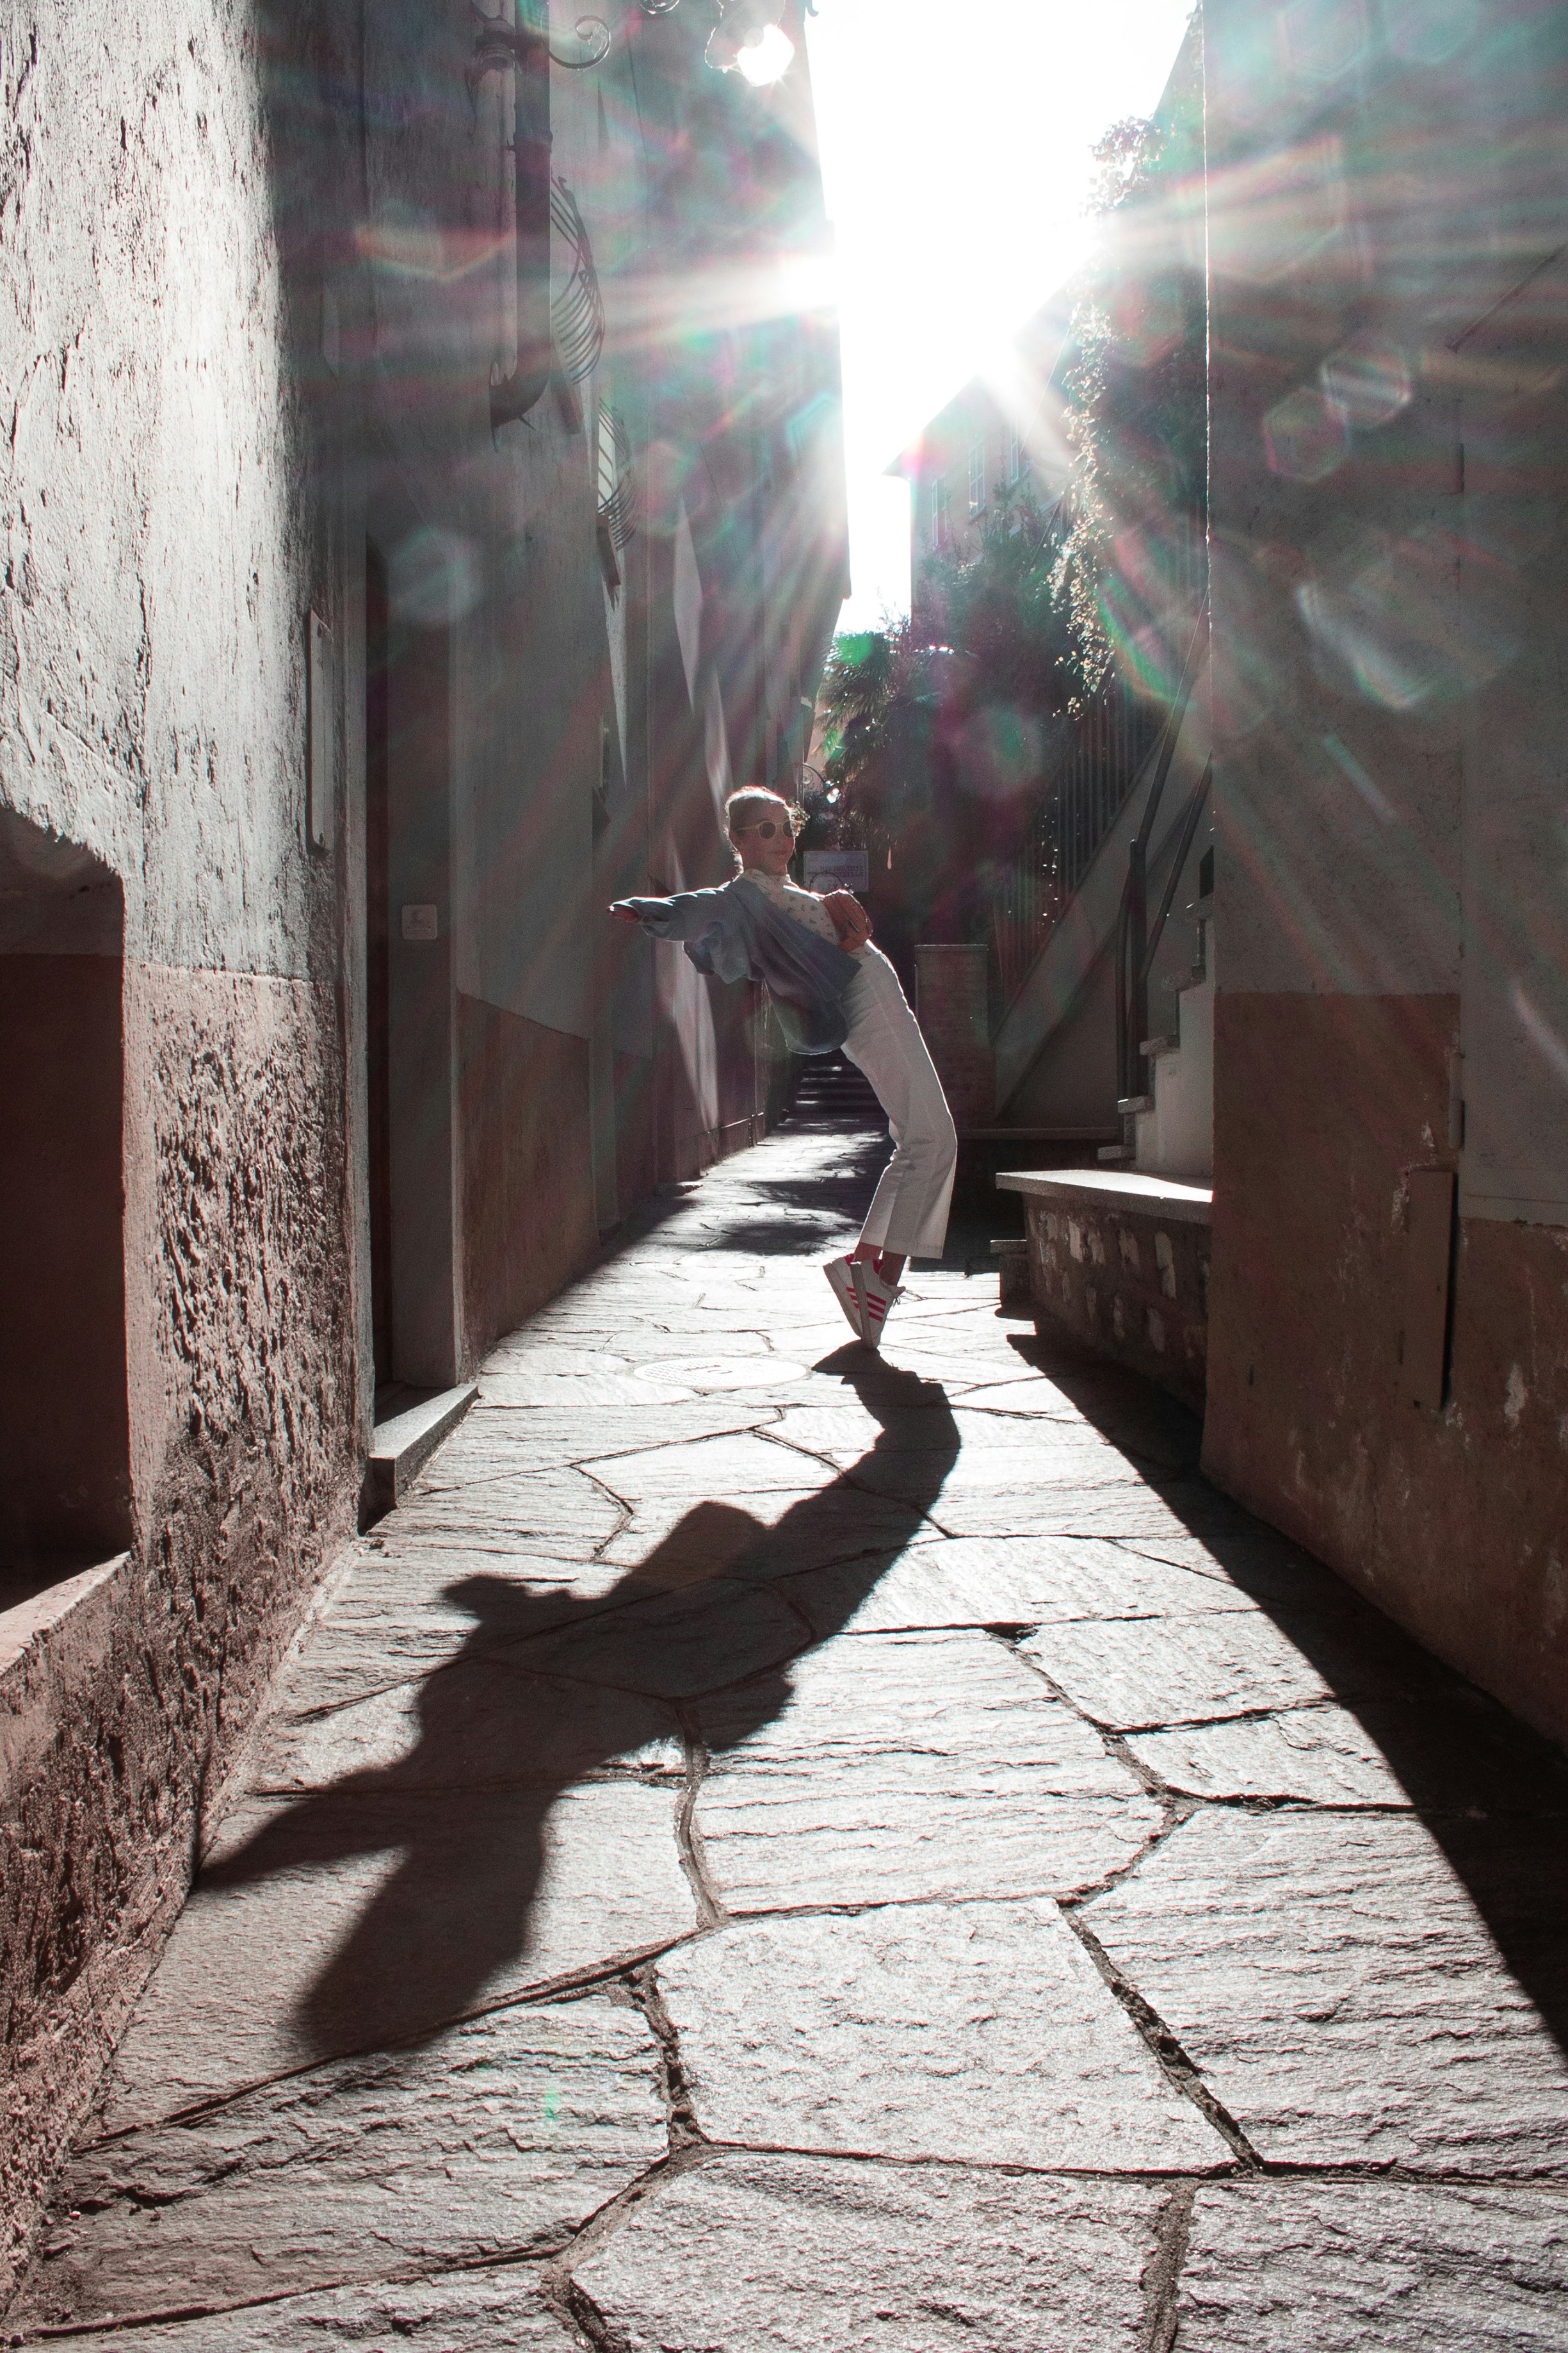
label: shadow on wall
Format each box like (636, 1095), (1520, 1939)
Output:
(1001, 1323), (1568, 2062)
(200, 1353), (959, 2058)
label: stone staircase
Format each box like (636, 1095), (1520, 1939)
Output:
(788, 1052), (882, 1127)
(1105, 893), (1214, 1182)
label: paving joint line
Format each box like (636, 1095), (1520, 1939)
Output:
(996, 1631), (1174, 1812)
(1058, 1905), (1263, 2171)
(628, 1962), (705, 2154)
(672, 1716), (726, 1930)
(992, 1637), (1455, 1819)
(1140, 2179), (1196, 2353)
(1059, 1796), (1197, 1909)
(8, 2241), (569, 2345)
(76, 1939), (716, 2151)
(540, 2146), (717, 2352)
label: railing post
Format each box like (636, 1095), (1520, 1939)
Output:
(1126, 837), (1147, 1098)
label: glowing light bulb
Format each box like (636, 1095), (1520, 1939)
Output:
(737, 22), (794, 84)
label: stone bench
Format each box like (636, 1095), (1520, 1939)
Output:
(996, 1169), (1213, 1411)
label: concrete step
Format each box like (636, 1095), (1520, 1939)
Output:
(362, 1381), (478, 1527)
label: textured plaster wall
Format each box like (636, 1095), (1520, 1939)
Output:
(458, 996), (597, 1355)
(3, 971), (354, 2281)
(0, 0), (357, 2292)
(0, 3), (327, 975)
(1204, 995), (1568, 1745)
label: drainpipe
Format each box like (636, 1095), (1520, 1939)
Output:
(471, 3), (553, 428)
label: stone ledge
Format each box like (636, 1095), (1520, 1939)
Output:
(996, 1169), (1211, 1410)
(999, 1168), (1213, 1226)
(361, 1383), (478, 1526)
(1, 1554), (133, 1734)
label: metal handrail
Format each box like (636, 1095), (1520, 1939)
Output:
(989, 687), (1163, 1016)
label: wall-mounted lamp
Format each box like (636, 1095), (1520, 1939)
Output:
(471, 0), (800, 426)
(471, 3), (611, 427)
(639, 0), (799, 82)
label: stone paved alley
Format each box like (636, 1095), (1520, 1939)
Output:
(10, 1101), (1568, 2350)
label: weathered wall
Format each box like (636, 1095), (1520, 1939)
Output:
(0, 0), (358, 2290)
(1206, 993), (1568, 1736)
(0, 0), (846, 2292)
(914, 944), (993, 1134)
(458, 997), (596, 1353)
(1203, 0), (1568, 1742)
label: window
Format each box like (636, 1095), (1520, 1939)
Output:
(969, 439), (986, 516)
(1008, 425), (1029, 484)
(930, 474), (950, 549)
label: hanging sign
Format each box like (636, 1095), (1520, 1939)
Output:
(804, 849), (869, 893)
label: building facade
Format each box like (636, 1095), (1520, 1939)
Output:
(1202, 0), (1568, 1744)
(0, 0), (843, 2284)
(996, 0), (1568, 1748)
(891, 299), (1073, 629)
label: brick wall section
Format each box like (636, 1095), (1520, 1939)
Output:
(913, 945), (994, 1132)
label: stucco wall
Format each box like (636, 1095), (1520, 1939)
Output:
(1203, 0), (1568, 1743)
(0, 0), (357, 2288)
(1206, 993), (1568, 1741)
(0, 0), (845, 2290)
(459, 995), (597, 1353)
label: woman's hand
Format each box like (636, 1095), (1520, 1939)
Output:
(823, 890), (873, 952)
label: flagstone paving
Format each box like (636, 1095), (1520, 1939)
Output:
(6, 1111), (1568, 2349)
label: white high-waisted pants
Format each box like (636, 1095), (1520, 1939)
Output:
(841, 945), (958, 1262)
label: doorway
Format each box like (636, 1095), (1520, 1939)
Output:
(0, 814), (131, 1602)
(364, 546), (395, 1388)
(362, 539), (462, 1397)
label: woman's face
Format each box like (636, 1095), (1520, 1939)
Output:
(730, 800), (795, 877)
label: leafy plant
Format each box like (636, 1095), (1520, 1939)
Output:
(1053, 101), (1208, 703)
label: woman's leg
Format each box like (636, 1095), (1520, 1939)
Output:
(841, 949), (958, 1271)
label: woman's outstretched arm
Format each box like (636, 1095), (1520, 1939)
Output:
(608, 888), (727, 941)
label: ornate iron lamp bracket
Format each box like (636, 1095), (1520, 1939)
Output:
(468, 1), (610, 92)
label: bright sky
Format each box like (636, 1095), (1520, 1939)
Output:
(802, 0), (1196, 631)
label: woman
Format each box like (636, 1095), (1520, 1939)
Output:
(610, 786), (958, 1347)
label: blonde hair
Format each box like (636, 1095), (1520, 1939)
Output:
(724, 787), (793, 834)
(723, 788), (802, 873)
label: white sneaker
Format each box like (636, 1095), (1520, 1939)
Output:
(823, 1255), (865, 1340)
(852, 1261), (903, 1351)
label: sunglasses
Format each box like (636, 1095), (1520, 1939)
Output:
(738, 819), (795, 840)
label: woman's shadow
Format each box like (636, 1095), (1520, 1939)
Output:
(200, 1353), (961, 2062)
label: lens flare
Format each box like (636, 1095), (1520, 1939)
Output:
(1280, 0), (1370, 87)
(1384, 0), (1479, 65)
(389, 528), (483, 629)
(1297, 524), (1517, 711)
(736, 24), (795, 86)
(1264, 386), (1352, 482)
(1321, 333), (1411, 427)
